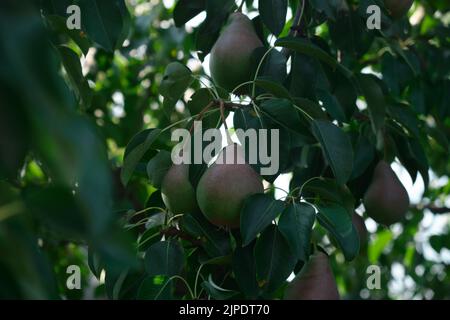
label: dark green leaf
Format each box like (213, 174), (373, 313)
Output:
(311, 120), (353, 184)
(146, 150), (173, 189)
(173, 0), (206, 28)
(316, 204), (360, 261)
(144, 241), (185, 277)
(240, 194), (285, 246)
(255, 225), (296, 293)
(278, 202), (316, 261)
(259, 0), (287, 36)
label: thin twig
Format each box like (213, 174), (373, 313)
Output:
(281, 0), (306, 58)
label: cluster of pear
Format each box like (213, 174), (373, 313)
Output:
(161, 144), (263, 228)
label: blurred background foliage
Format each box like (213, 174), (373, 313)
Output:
(0, 0), (449, 299)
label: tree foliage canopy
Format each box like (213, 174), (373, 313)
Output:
(0, 0), (449, 300)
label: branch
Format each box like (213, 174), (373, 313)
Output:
(422, 205), (450, 215)
(161, 226), (203, 246)
(281, 0), (306, 58)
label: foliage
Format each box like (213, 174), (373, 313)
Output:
(0, 0), (449, 300)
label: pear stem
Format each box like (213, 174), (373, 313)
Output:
(237, 0), (245, 12)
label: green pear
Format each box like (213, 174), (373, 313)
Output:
(384, 0), (413, 19)
(196, 144), (264, 228)
(363, 161), (409, 226)
(209, 12), (263, 93)
(161, 163), (198, 214)
(284, 251), (340, 300)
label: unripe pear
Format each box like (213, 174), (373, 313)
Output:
(161, 163), (198, 214)
(196, 144), (264, 228)
(363, 161), (409, 226)
(284, 251), (340, 300)
(384, 0), (413, 19)
(209, 12), (263, 93)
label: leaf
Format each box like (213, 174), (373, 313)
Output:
(368, 229), (393, 264)
(121, 128), (161, 186)
(350, 135), (375, 179)
(232, 241), (259, 298)
(180, 211), (231, 258)
(146, 150), (173, 189)
(302, 177), (355, 215)
(292, 97), (328, 120)
(311, 120), (353, 185)
(255, 78), (291, 99)
(201, 275), (238, 300)
(259, 0), (287, 36)
(255, 225), (297, 293)
(252, 48), (288, 84)
(144, 241), (185, 277)
(159, 62), (193, 101)
(316, 88), (346, 123)
(173, 0), (206, 27)
(187, 87), (224, 129)
(24, 185), (88, 239)
(358, 74), (386, 136)
(278, 202), (316, 262)
(240, 194), (285, 246)
(275, 37), (353, 79)
(260, 98), (302, 131)
(137, 276), (173, 300)
(44, 15), (91, 55)
(78, 0), (127, 52)
(195, 0), (236, 59)
(316, 204), (360, 261)
(57, 46), (92, 107)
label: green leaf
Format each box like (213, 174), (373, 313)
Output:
(292, 97), (328, 120)
(260, 98), (302, 131)
(44, 15), (91, 55)
(255, 78), (291, 99)
(159, 62), (193, 101)
(357, 74), (386, 136)
(180, 211), (231, 258)
(259, 0), (287, 36)
(173, 0), (206, 27)
(368, 229), (393, 264)
(240, 194), (285, 246)
(278, 202), (316, 261)
(316, 204), (360, 261)
(302, 177), (355, 215)
(316, 88), (346, 123)
(232, 241), (259, 298)
(255, 225), (296, 293)
(78, 0), (127, 52)
(137, 276), (173, 300)
(57, 46), (92, 108)
(275, 37), (353, 79)
(201, 275), (238, 300)
(146, 150), (173, 189)
(187, 87), (223, 129)
(144, 240), (185, 277)
(311, 120), (353, 185)
(121, 128), (161, 186)
(24, 186), (88, 239)
(195, 0), (236, 59)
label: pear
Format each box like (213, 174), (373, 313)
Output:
(284, 251), (340, 300)
(363, 161), (409, 226)
(209, 12), (263, 93)
(196, 144), (264, 228)
(384, 0), (413, 19)
(161, 163), (198, 214)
